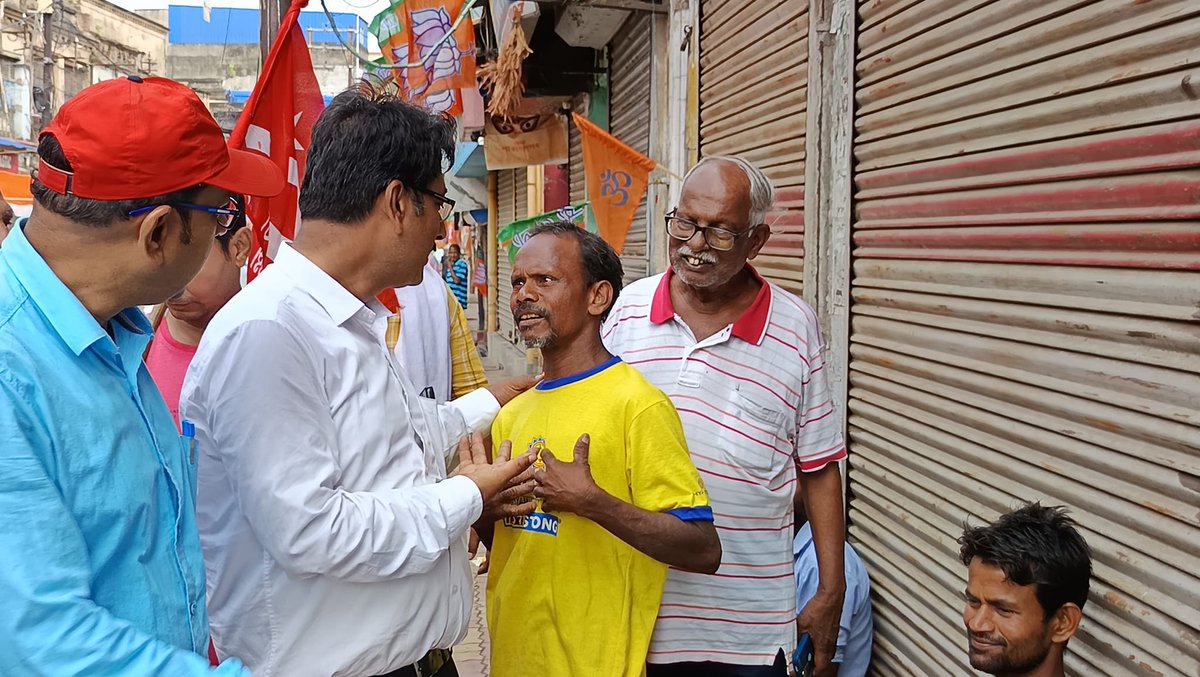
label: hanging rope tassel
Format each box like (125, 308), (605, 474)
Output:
(479, 10), (532, 119)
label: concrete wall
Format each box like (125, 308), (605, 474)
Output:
(79, 0), (169, 76)
(166, 42), (360, 98)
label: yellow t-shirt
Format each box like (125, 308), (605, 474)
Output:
(486, 357), (711, 677)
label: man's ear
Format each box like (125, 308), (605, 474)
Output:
(135, 205), (178, 265)
(746, 223), (771, 261)
(1049, 603), (1083, 644)
(587, 280), (615, 318)
(381, 179), (410, 234)
(228, 227), (253, 267)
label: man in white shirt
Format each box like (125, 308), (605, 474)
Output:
(182, 89), (538, 677)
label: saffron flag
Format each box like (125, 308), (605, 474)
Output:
(406, 0), (477, 96)
(572, 112), (656, 254)
(498, 203), (588, 263)
(368, 0), (465, 117)
(234, 0), (400, 311)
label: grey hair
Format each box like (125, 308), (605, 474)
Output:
(683, 155), (776, 225)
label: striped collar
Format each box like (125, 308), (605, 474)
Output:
(649, 266), (773, 345)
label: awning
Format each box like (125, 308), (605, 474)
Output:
(0, 137), (35, 152)
(0, 171), (33, 206)
(450, 141), (487, 179)
(445, 174), (486, 212)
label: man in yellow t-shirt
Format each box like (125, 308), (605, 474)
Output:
(487, 223), (721, 677)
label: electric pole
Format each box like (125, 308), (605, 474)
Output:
(258, 0), (283, 65)
(39, 0), (53, 129)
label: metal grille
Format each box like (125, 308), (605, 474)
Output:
(609, 13), (653, 283)
(848, 2), (1200, 674)
(699, 0), (808, 295)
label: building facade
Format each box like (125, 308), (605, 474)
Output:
(149, 5), (368, 130)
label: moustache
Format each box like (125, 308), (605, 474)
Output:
(513, 302), (551, 323)
(675, 247), (717, 264)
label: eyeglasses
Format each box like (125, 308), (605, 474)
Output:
(665, 210), (760, 252)
(415, 187), (455, 220)
(128, 197), (244, 237)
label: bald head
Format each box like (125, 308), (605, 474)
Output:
(682, 156), (775, 225)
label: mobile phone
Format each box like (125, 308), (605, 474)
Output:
(791, 633), (815, 677)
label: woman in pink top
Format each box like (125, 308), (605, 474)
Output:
(146, 195), (250, 427)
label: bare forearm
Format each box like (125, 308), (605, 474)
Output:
(800, 463), (846, 594)
(579, 491), (720, 573)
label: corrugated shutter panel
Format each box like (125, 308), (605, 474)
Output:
(609, 13), (652, 284)
(569, 114), (586, 206)
(848, 3), (1200, 676)
(698, 0), (807, 295)
(496, 169), (517, 344)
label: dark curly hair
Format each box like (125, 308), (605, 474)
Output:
(299, 86), (456, 224)
(959, 502), (1092, 619)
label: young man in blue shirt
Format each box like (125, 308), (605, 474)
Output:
(0, 76), (281, 675)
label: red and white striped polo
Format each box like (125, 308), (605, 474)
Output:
(602, 267), (846, 666)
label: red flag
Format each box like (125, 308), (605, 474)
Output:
(231, 0), (400, 312)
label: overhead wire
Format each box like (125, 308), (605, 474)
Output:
(317, 0), (479, 71)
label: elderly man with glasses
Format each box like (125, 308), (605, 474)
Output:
(603, 156), (848, 677)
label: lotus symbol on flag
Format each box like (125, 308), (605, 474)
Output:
(411, 7), (462, 86)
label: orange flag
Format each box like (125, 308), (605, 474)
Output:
(406, 0), (477, 96)
(573, 112), (656, 254)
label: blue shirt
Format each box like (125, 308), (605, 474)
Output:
(444, 258), (469, 308)
(794, 523), (874, 677)
(0, 222), (245, 675)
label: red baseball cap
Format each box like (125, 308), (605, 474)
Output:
(37, 76), (284, 200)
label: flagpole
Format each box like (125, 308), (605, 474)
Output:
(654, 163), (686, 183)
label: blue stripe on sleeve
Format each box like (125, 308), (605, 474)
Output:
(667, 506), (714, 522)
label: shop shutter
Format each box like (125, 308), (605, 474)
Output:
(698, 0), (808, 295)
(496, 168), (517, 344)
(569, 113), (586, 206)
(609, 13), (653, 283)
(847, 2), (1200, 675)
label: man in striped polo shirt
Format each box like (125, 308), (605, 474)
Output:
(442, 243), (470, 308)
(604, 156), (848, 677)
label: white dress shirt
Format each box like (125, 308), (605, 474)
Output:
(393, 257), (451, 402)
(181, 244), (499, 677)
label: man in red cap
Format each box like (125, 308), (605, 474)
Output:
(0, 76), (281, 675)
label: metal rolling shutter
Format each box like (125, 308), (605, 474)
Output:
(698, 0), (808, 295)
(848, 3), (1200, 675)
(496, 169), (517, 344)
(569, 114), (586, 206)
(609, 13), (652, 283)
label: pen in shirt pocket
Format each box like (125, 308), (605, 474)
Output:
(181, 420), (197, 465)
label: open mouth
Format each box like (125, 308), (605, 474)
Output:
(679, 252), (714, 267)
(516, 312), (547, 330)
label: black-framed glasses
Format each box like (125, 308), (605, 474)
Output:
(416, 187), (455, 220)
(665, 210), (759, 252)
(128, 197), (244, 237)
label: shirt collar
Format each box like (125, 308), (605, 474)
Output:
(273, 243), (376, 327)
(649, 265), (773, 345)
(2, 220), (113, 356)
